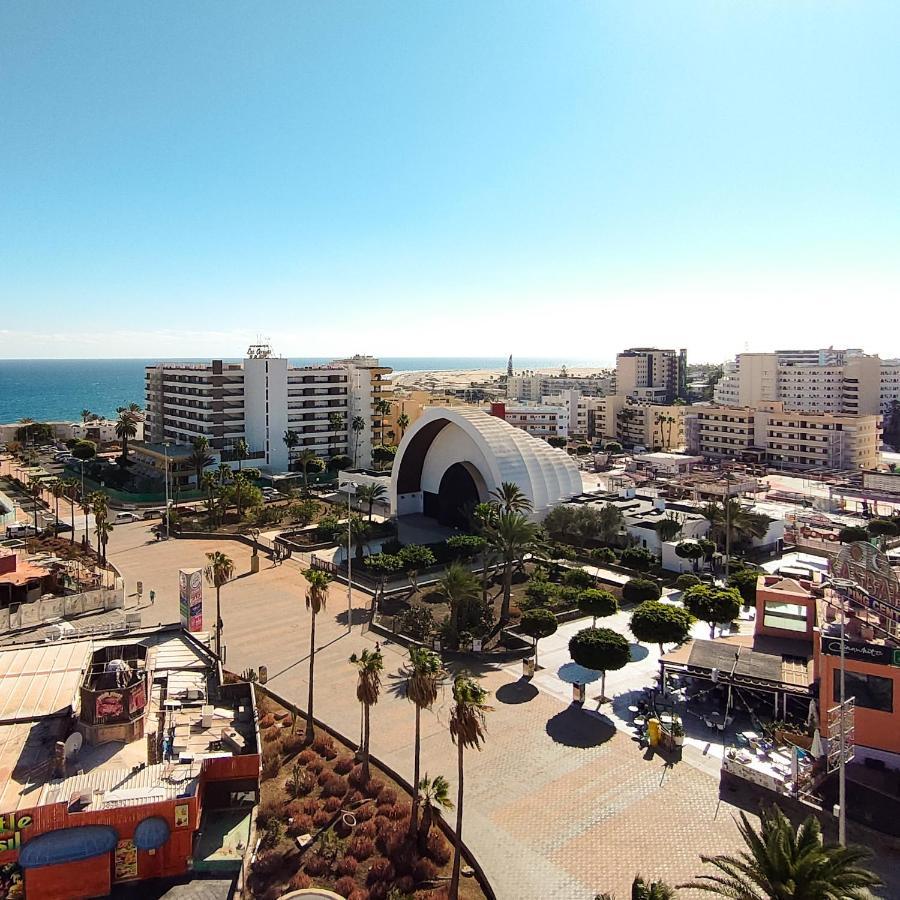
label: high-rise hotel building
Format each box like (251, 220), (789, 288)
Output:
(145, 345), (391, 472)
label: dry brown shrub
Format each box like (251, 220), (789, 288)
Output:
(312, 808), (332, 827)
(363, 777), (385, 798)
(388, 801), (411, 821)
(300, 797), (320, 816)
(334, 875), (358, 898)
(312, 733), (337, 759)
(354, 819), (376, 838)
(281, 731), (305, 755)
(377, 786), (397, 805)
(286, 813), (313, 837)
(366, 857), (395, 885)
(334, 754), (355, 775)
(353, 802), (374, 822)
(288, 870), (311, 890)
(259, 712), (276, 729)
(412, 857), (438, 883)
(425, 829), (452, 866)
(321, 775), (350, 799)
(347, 890), (370, 900)
(296, 748), (318, 765)
(303, 851), (329, 877)
(335, 855), (359, 877)
(347, 835), (375, 861)
(255, 797), (281, 829)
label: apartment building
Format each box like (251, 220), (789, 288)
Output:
(506, 372), (612, 402)
(145, 346), (391, 473)
(613, 348), (687, 403)
(714, 349), (900, 415)
(489, 402), (568, 438)
(686, 401), (881, 470)
(588, 396), (685, 449)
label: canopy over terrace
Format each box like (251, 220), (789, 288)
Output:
(660, 634), (813, 719)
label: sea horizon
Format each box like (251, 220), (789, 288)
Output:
(0, 356), (612, 424)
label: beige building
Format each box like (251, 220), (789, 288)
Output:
(614, 348), (686, 403)
(714, 349), (899, 416)
(383, 390), (471, 446)
(589, 396), (685, 449)
(687, 401), (880, 470)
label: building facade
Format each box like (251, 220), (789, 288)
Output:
(588, 396), (685, 449)
(145, 346), (391, 473)
(488, 401), (568, 439)
(686, 401), (881, 470)
(614, 348), (686, 403)
(506, 372), (612, 402)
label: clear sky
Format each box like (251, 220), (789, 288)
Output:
(1, 1), (898, 362)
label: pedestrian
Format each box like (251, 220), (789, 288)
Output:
(149, 590), (155, 606)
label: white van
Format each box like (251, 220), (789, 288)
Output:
(114, 511), (141, 524)
(5, 524), (38, 538)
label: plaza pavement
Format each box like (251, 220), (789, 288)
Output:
(107, 523), (900, 899)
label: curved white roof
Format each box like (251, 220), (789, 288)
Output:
(391, 407), (582, 518)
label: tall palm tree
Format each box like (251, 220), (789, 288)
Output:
(448, 674), (492, 900)
(188, 437), (213, 486)
(328, 411), (344, 457)
(343, 515), (371, 561)
(27, 475), (43, 548)
(203, 551), (234, 658)
(702, 499), (773, 552)
(297, 448), (318, 491)
(486, 511), (540, 625)
(417, 774), (453, 852)
(349, 648), (383, 783)
(400, 648), (445, 836)
(81, 408), (92, 424)
(200, 471), (219, 526)
(489, 481), (532, 514)
(114, 410), (138, 465)
(49, 479), (65, 533)
(438, 562), (481, 638)
(374, 398), (391, 446)
(355, 483), (387, 521)
(283, 429), (299, 469)
(233, 438), (249, 472)
(62, 478), (78, 544)
(680, 805), (880, 899)
(94, 517), (114, 564)
(302, 567), (331, 745)
(351, 416), (366, 466)
(89, 491), (109, 558)
(397, 412), (410, 441)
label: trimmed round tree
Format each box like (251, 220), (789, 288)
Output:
(675, 540), (703, 571)
(868, 518), (899, 548)
(520, 608), (558, 667)
(630, 601), (693, 654)
(838, 525), (869, 544)
(621, 546), (655, 572)
(729, 568), (761, 607)
(675, 573), (701, 591)
(683, 584), (742, 639)
(569, 626), (631, 701)
(563, 567), (595, 589)
(577, 588), (617, 627)
(622, 577), (661, 605)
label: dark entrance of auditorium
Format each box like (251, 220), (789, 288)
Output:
(423, 463), (480, 527)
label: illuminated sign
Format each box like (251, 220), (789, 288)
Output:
(831, 542), (900, 626)
(179, 568), (203, 632)
(0, 814), (32, 852)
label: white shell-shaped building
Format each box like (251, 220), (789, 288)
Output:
(390, 407), (582, 524)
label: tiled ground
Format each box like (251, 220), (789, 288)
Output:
(108, 526), (900, 900)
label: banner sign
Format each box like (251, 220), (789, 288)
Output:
(821, 636), (900, 667)
(179, 568), (203, 632)
(831, 542), (900, 626)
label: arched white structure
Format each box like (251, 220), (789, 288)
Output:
(391, 407), (582, 522)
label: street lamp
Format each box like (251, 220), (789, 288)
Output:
(343, 481), (358, 632)
(163, 442), (171, 539)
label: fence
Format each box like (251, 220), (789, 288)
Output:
(0, 580), (125, 632)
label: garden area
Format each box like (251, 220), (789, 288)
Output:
(248, 691), (488, 900)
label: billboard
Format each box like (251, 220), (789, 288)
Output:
(179, 568), (203, 632)
(831, 541), (900, 628)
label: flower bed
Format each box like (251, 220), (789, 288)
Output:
(248, 692), (488, 900)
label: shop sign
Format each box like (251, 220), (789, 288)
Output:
(129, 681), (146, 714)
(174, 804), (189, 829)
(114, 839), (138, 881)
(832, 542), (900, 624)
(0, 813), (32, 852)
(822, 636), (900, 667)
(96, 691), (124, 719)
(179, 568), (203, 632)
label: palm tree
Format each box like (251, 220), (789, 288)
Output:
(400, 648), (445, 836)
(438, 562), (481, 638)
(374, 397), (391, 446)
(89, 491), (109, 558)
(296, 448), (318, 492)
(283, 429), (299, 469)
(351, 416), (366, 466)
(343, 514), (371, 561)
(233, 438), (249, 472)
(188, 437), (214, 487)
(417, 774), (453, 852)
(680, 805), (880, 899)
(356, 482), (387, 521)
(349, 648), (383, 783)
(302, 567), (331, 745)
(200, 471), (219, 526)
(486, 511), (540, 625)
(397, 412), (410, 441)
(49, 479), (65, 534)
(448, 674), (492, 900)
(328, 411), (344, 457)
(490, 481), (532, 514)
(27, 475), (42, 546)
(702, 499), (772, 552)
(94, 517), (114, 564)
(62, 478), (78, 543)
(114, 410), (138, 464)
(81, 409), (92, 424)
(632, 876), (677, 900)
(203, 551), (234, 658)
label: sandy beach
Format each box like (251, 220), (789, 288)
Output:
(390, 366), (611, 391)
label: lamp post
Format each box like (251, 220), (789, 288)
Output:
(344, 481), (358, 632)
(163, 442), (171, 539)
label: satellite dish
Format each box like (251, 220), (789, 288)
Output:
(64, 732), (83, 760)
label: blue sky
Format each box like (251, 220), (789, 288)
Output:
(1, 1), (898, 362)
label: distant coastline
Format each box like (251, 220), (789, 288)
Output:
(0, 356), (611, 423)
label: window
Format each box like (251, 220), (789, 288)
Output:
(834, 671), (894, 713)
(763, 601), (807, 633)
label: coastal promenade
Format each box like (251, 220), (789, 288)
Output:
(107, 522), (900, 899)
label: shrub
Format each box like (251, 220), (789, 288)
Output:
(324, 795), (343, 812)
(354, 803), (374, 822)
(289, 871), (312, 890)
(589, 547), (617, 564)
(286, 814), (314, 837)
(304, 851), (330, 876)
(259, 712), (276, 729)
(335, 875), (358, 898)
(377, 786), (398, 805)
(252, 848), (283, 879)
(622, 577), (661, 605)
(364, 777), (385, 798)
(313, 808), (332, 827)
(347, 891), (370, 900)
(563, 567), (595, 589)
(425, 829), (453, 865)
(287, 762), (315, 798)
(729, 568), (760, 605)
(280, 731), (305, 755)
(300, 797), (320, 816)
(308, 758), (325, 774)
(394, 875), (415, 894)
(313, 734), (338, 759)
(523, 575), (556, 607)
(263, 724), (282, 744)
(335, 855), (359, 877)
(675, 573), (701, 590)
(256, 796), (281, 829)
(367, 857), (396, 885)
(388, 801), (411, 820)
(296, 748), (317, 765)
(413, 857), (439, 882)
(260, 753), (280, 782)
(348, 835), (375, 860)
(355, 818), (377, 837)
(349, 764), (367, 787)
(621, 546), (655, 572)
(398, 606), (435, 641)
(334, 754), (355, 775)
(321, 775), (350, 799)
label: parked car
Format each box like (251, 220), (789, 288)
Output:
(142, 508), (164, 520)
(46, 522), (73, 534)
(114, 511), (142, 524)
(5, 524), (38, 538)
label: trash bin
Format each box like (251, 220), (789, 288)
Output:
(573, 683), (586, 704)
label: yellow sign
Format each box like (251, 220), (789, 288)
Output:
(114, 839), (138, 881)
(0, 815), (31, 853)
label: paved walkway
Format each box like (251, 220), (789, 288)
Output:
(107, 523), (900, 899)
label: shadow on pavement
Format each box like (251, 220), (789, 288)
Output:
(335, 608), (371, 627)
(545, 705), (616, 748)
(495, 679), (539, 705)
(628, 642), (649, 662)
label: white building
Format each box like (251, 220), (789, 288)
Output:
(506, 372), (612, 402)
(488, 402), (569, 439)
(145, 345), (391, 473)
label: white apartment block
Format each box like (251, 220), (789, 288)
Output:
(541, 390), (590, 438)
(613, 347), (687, 403)
(686, 401), (881, 470)
(145, 346), (391, 473)
(489, 402), (568, 438)
(714, 349), (900, 416)
(506, 372), (612, 402)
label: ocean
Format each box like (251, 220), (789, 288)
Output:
(0, 357), (607, 423)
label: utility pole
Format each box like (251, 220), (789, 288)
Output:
(163, 443), (171, 539)
(344, 481), (357, 633)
